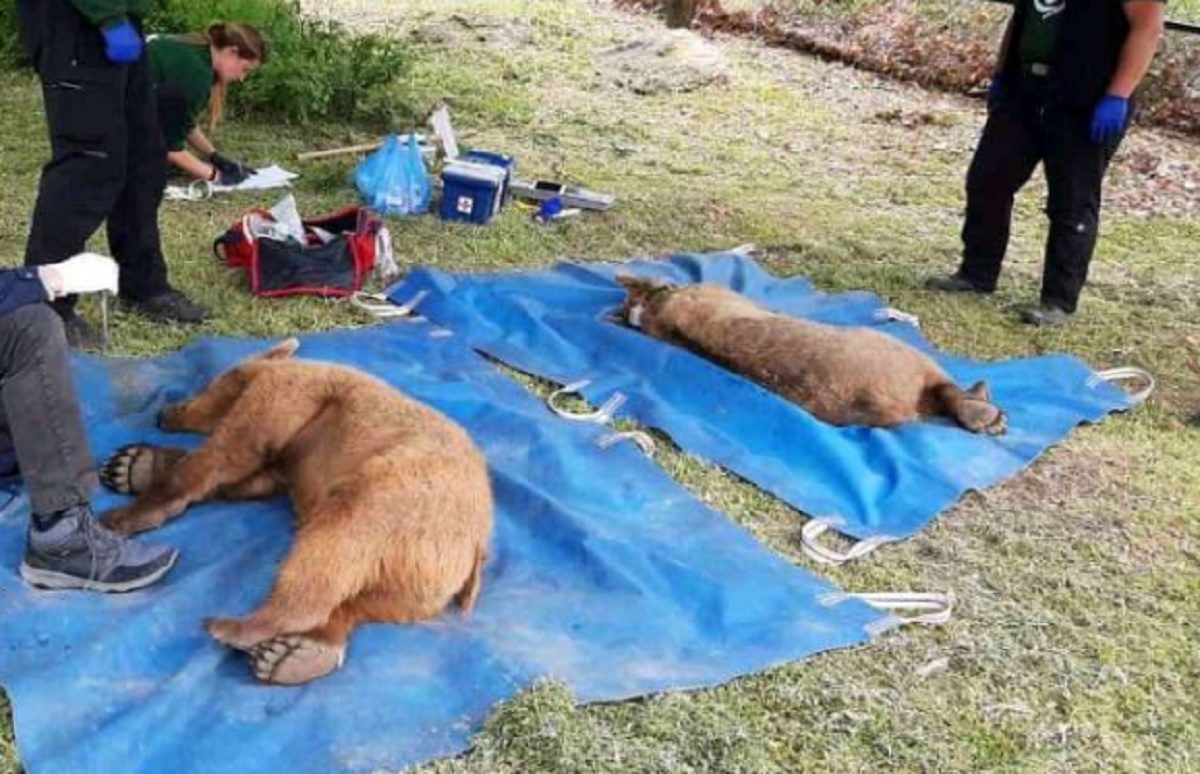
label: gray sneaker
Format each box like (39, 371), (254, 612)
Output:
(20, 505), (179, 593)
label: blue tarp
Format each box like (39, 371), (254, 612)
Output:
(388, 252), (1134, 543)
(0, 322), (885, 774)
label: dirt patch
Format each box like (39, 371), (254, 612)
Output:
(621, 0), (1200, 137)
(947, 441), (1192, 571)
(1105, 141), (1200, 218)
(594, 28), (732, 94)
(410, 13), (536, 49)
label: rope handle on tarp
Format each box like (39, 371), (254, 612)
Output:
(547, 380), (626, 423)
(350, 289), (428, 319)
(820, 591), (956, 636)
(1089, 366), (1156, 406)
(596, 429), (657, 457)
(873, 307), (921, 327)
(801, 518), (896, 565)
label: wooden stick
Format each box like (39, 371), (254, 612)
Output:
(295, 141), (384, 162)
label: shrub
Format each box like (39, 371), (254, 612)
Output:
(151, 0), (413, 126)
(0, 0), (414, 127)
(0, 3), (21, 70)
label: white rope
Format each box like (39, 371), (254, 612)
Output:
(596, 430), (657, 456)
(349, 289), (427, 319)
(1089, 366), (1156, 406)
(873, 307), (921, 327)
(819, 590), (955, 636)
(164, 180), (213, 202)
(546, 380), (626, 423)
(373, 226), (399, 283)
(800, 519), (895, 565)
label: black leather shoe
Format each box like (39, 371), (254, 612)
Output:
(127, 291), (210, 324)
(62, 312), (105, 351)
(924, 272), (993, 294)
(1019, 304), (1072, 327)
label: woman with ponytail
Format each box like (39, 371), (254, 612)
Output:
(147, 22), (268, 185)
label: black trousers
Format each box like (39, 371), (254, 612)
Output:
(0, 305), (94, 516)
(17, 0), (172, 309)
(959, 75), (1124, 313)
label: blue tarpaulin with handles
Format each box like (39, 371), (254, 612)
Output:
(387, 252), (1140, 555)
(0, 322), (889, 774)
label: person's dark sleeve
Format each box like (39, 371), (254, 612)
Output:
(0, 269), (48, 319)
(66, 0), (130, 27)
(154, 83), (193, 152)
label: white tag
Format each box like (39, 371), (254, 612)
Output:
(628, 304), (644, 328)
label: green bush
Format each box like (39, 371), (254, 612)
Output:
(0, 3), (22, 70)
(0, 0), (415, 127)
(151, 0), (414, 126)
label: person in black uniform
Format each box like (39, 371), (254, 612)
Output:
(148, 22), (267, 185)
(16, 0), (210, 350)
(926, 0), (1166, 326)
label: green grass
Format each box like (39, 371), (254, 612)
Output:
(3, 0), (1200, 771)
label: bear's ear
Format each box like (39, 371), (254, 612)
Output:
(255, 338), (300, 361)
(615, 273), (644, 290)
(616, 274), (673, 292)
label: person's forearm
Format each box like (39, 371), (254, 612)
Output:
(186, 127), (216, 158)
(1108, 7), (1166, 97)
(168, 149), (217, 182)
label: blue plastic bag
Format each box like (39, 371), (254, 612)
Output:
(354, 133), (431, 215)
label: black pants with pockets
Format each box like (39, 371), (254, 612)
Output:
(959, 74), (1124, 313)
(17, 0), (172, 311)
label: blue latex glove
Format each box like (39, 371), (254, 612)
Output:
(100, 17), (143, 63)
(986, 74), (1005, 111)
(1090, 94), (1129, 144)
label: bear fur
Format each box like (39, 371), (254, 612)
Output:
(616, 276), (1006, 433)
(99, 339), (493, 684)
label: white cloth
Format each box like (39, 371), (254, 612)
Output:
(38, 253), (119, 299)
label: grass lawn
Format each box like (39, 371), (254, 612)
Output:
(2, 0), (1199, 771)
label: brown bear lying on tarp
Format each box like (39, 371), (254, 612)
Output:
(99, 339), (494, 685)
(617, 276), (1006, 434)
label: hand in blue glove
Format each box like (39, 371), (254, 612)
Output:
(1090, 94), (1129, 144)
(100, 17), (143, 64)
(986, 74), (1005, 112)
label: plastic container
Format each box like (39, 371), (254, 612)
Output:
(439, 160), (508, 225)
(460, 150), (515, 202)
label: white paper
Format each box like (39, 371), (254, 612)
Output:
(429, 105), (459, 160)
(267, 193), (305, 242)
(211, 164), (299, 193)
